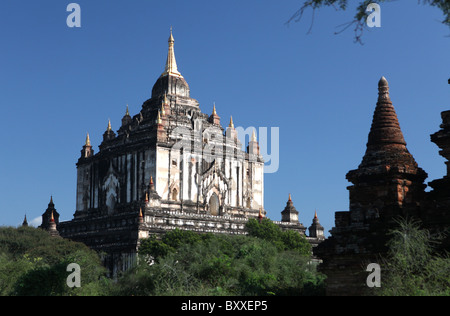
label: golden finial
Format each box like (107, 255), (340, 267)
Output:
(85, 133), (91, 146)
(169, 26), (174, 42)
(126, 104), (130, 116)
(229, 116), (234, 128)
(163, 92), (169, 105)
(107, 119), (112, 131)
(161, 103), (166, 116)
(288, 193), (292, 202)
(161, 27), (183, 78)
(314, 210), (318, 219)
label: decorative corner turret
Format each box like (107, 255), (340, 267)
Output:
(103, 119), (116, 142)
(225, 116), (239, 144)
(162, 92), (171, 116)
(39, 196), (60, 237)
(209, 103), (221, 126)
(308, 211), (325, 240)
(247, 129), (260, 156)
(121, 105), (132, 127)
(281, 194), (299, 223)
(145, 176), (162, 208)
(81, 133), (94, 159)
(154, 110), (166, 142)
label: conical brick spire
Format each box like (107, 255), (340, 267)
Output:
(348, 77), (426, 180)
(366, 77), (406, 148)
(346, 77), (427, 211)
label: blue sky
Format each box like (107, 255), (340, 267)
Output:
(0, 1), (449, 235)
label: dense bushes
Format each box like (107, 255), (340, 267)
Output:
(376, 219), (450, 296)
(0, 221), (321, 296)
(0, 226), (109, 296)
(2, 217), (448, 296)
(0, 221), (323, 296)
(119, 219), (324, 296)
(117, 234), (324, 296)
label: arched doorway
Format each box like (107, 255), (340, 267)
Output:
(209, 193), (220, 216)
(171, 188), (178, 201)
(106, 194), (116, 215)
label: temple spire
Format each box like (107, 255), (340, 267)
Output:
(367, 76), (406, 147)
(209, 102), (220, 125)
(48, 210), (59, 237)
(161, 27), (183, 78)
(22, 214), (28, 227)
(308, 210), (325, 240)
(229, 116), (234, 128)
(281, 193), (299, 223)
(346, 77), (427, 206)
(82, 133), (94, 158)
(251, 130), (257, 142)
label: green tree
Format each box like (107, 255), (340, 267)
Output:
(0, 226), (110, 296)
(139, 229), (207, 262)
(128, 230), (324, 296)
(245, 218), (311, 255)
(377, 218), (450, 296)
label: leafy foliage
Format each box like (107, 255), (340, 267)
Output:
(377, 218), (450, 296)
(3, 218), (448, 296)
(246, 218), (312, 255)
(0, 226), (109, 296)
(123, 221), (320, 296)
(119, 232), (325, 296)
